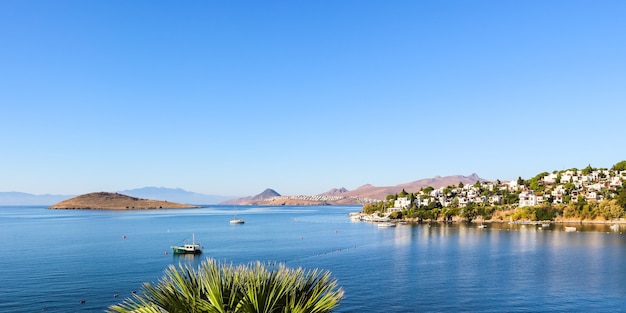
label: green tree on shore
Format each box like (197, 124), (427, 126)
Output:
(612, 160), (626, 171)
(616, 187), (626, 209)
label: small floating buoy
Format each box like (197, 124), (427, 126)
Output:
(80, 300), (86, 304)
(114, 293), (119, 297)
(122, 235), (126, 239)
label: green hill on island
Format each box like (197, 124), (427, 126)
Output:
(49, 192), (199, 210)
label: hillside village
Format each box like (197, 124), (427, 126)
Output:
(230, 164), (626, 218)
(365, 162), (626, 222)
(390, 168), (624, 209)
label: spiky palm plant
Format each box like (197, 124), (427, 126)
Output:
(108, 258), (344, 313)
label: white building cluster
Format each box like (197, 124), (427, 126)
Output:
(384, 169), (625, 210)
(264, 195), (378, 204)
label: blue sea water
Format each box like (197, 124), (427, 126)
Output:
(1, 205), (626, 312)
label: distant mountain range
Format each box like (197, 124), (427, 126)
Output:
(0, 187), (231, 206)
(220, 174), (486, 205)
(118, 187), (231, 205)
(336, 173), (486, 200)
(0, 192), (72, 206)
(0, 174), (486, 206)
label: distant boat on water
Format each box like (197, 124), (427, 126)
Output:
(377, 222), (396, 228)
(230, 218), (245, 224)
(349, 212), (362, 221)
(565, 226), (577, 232)
(230, 207), (245, 224)
(171, 234), (202, 254)
(610, 224), (619, 231)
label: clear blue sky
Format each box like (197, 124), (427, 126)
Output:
(1, 1), (625, 197)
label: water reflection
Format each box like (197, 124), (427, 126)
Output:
(377, 221), (626, 307)
(171, 253), (202, 262)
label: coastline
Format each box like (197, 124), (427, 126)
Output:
(349, 211), (626, 225)
(399, 216), (626, 225)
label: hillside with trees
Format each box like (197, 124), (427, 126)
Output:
(362, 161), (626, 223)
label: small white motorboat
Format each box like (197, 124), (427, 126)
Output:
(349, 212), (362, 221)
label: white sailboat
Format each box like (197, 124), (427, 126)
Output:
(230, 207), (245, 224)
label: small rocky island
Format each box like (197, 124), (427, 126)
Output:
(49, 192), (199, 210)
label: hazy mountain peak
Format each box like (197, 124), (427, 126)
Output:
(467, 173), (480, 180)
(250, 188), (281, 201)
(318, 187), (348, 196)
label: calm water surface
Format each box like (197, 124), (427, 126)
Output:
(1, 206), (625, 312)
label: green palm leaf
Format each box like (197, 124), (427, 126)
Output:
(108, 258), (343, 313)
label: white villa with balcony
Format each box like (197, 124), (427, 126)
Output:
(518, 190), (538, 207)
(388, 197), (411, 213)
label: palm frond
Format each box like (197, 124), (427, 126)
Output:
(109, 258), (343, 313)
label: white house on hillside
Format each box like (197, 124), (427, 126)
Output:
(610, 177), (623, 189)
(394, 197), (411, 209)
(560, 174), (572, 183)
(507, 180), (518, 191)
(489, 195), (503, 205)
(388, 197), (411, 213)
(543, 173), (558, 184)
(518, 190), (537, 207)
